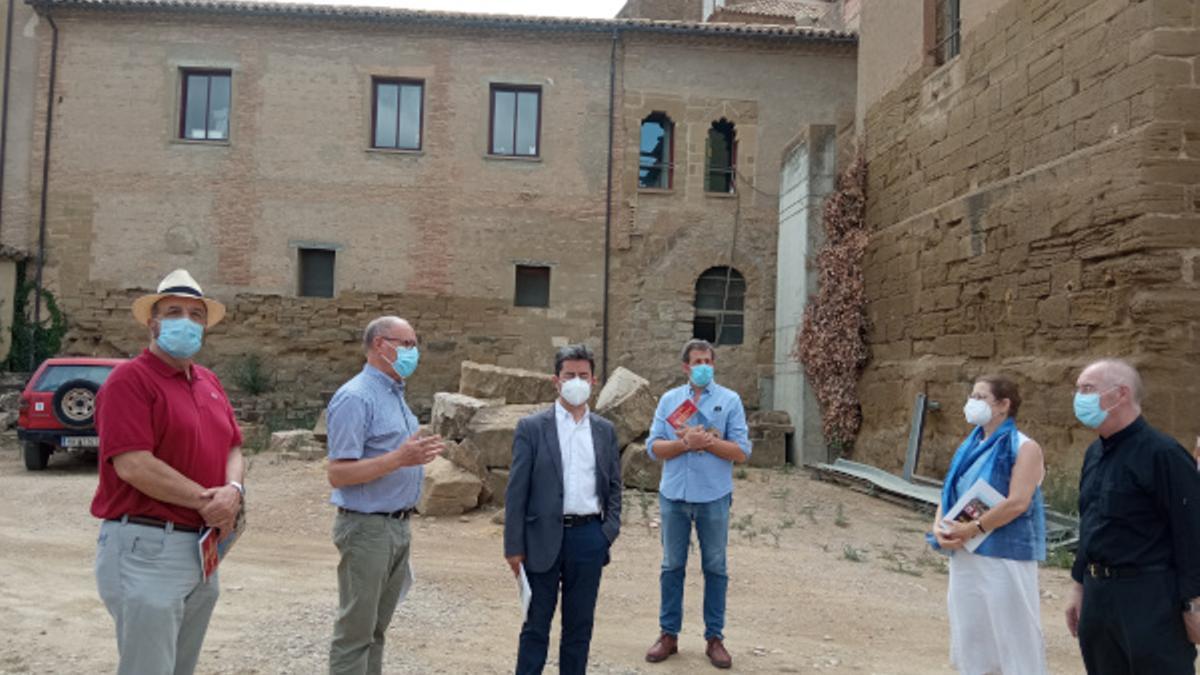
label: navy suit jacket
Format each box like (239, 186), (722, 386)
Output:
(503, 406), (623, 574)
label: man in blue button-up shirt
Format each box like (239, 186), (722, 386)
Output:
(325, 316), (445, 675)
(643, 338), (750, 670)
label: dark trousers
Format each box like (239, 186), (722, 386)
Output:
(1078, 571), (1196, 674)
(516, 520), (608, 675)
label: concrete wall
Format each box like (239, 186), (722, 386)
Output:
(773, 124), (837, 464)
(22, 10), (855, 417)
(0, 0), (40, 252)
(856, 0), (1200, 475)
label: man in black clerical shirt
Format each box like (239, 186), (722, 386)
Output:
(1065, 358), (1200, 674)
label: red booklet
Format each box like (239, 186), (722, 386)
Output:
(666, 399), (699, 431)
(197, 512), (244, 583)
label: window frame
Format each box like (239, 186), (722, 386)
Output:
(370, 77), (426, 152)
(638, 112), (675, 191)
(178, 68), (232, 142)
(692, 266), (746, 346)
(704, 119), (738, 195)
(931, 0), (961, 66)
(489, 84), (543, 158)
(513, 264), (551, 308)
(297, 247), (337, 299)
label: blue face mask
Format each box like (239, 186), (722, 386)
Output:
(392, 345), (419, 379)
(689, 364), (714, 388)
(156, 317), (204, 359)
(1074, 392), (1109, 429)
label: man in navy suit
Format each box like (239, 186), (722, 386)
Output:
(504, 343), (623, 675)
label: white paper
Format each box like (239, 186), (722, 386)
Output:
(941, 478), (1005, 553)
(517, 564), (532, 622)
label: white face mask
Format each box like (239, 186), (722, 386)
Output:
(963, 398), (993, 427)
(560, 378), (592, 407)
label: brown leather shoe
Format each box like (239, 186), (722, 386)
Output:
(645, 633), (678, 663)
(706, 637), (732, 669)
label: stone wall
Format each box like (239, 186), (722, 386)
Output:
(19, 10), (855, 417)
(857, 0), (1200, 475)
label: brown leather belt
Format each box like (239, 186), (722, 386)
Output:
(337, 506), (415, 520)
(110, 515), (202, 533)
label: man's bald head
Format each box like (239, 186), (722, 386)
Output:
(1079, 358), (1144, 404)
(363, 316), (413, 353)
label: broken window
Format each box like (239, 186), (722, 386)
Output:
(933, 0), (961, 65)
(298, 248), (336, 298)
(490, 85), (541, 157)
(639, 112), (674, 189)
(705, 119), (736, 194)
(514, 264), (551, 307)
(693, 266), (745, 346)
(180, 69), (231, 141)
(373, 78), (424, 150)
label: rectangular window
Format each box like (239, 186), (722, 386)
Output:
(372, 78), (424, 150)
(934, 0), (961, 65)
(180, 70), (231, 141)
(299, 248), (336, 298)
(514, 265), (550, 307)
(490, 85), (541, 157)
(639, 113), (674, 190)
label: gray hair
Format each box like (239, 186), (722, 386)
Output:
(679, 338), (715, 364)
(554, 344), (595, 377)
(1085, 358), (1144, 404)
(362, 316), (407, 352)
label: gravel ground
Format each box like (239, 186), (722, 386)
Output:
(0, 442), (1092, 674)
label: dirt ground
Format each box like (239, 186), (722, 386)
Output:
(0, 443), (1089, 675)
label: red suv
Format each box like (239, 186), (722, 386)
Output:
(18, 357), (127, 470)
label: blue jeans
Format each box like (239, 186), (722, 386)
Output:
(658, 493), (731, 640)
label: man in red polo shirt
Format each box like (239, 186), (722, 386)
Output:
(90, 269), (245, 675)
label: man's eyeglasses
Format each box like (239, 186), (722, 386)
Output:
(381, 336), (418, 349)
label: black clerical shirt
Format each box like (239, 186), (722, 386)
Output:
(1071, 416), (1200, 602)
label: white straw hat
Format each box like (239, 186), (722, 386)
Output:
(130, 269), (226, 327)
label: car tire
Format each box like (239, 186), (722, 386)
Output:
(23, 440), (52, 471)
(52, 379), (100, 429)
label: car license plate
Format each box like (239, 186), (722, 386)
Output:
(63, 436), (99, 448)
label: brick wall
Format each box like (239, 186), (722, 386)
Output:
(20, 11), (856, 417)
(857, 0), (1200, 475)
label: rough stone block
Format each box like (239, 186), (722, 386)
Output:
(459, 361), (557, 404)
(418, 456), (483, 517)
(444, 438), (484, 477)
(466, 404), (545, 469)
(595, 366), (656, 450)
(748, 410), (792, 468)
(621, 442), (661, 492)
(431, 392), (498, 441)
(482, 469), (509, 507)
(269, 429), (317, 453)
(312, 409), (328, 443)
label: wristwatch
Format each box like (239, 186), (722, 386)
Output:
(228, 481), (245, 499)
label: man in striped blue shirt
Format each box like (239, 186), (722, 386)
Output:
(643, 338), (751, 670)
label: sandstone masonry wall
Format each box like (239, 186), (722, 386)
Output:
(858, 0), (1200, 475)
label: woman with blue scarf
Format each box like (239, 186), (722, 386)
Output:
(930, 375), (1047, 675)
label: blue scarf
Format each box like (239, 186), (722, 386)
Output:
(940, 417), (1018, 513)
(926, 417), (1046, 561)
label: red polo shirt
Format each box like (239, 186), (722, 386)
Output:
(90, 349), (243, 527)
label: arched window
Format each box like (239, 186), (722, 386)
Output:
(705, 118), (736, 194)
(639, 112), (674, 189)
(693, 266), (745, 345)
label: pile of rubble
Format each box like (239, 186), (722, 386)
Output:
(267, 361), (792, 517)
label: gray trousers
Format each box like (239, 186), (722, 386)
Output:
(95, 519), (220, 675)
(329, 511), (414, 675)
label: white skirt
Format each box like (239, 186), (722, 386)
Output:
(947, 549), (1047, 675)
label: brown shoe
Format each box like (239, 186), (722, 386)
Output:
(645, 633), (678, 663)
(706, 637), (732, 669)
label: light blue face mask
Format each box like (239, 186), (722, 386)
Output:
(392, 345), (420, 379)
(156, 317), (204, 359)
(689, 364), (714, 388)
(1074, 391), (1110, 429)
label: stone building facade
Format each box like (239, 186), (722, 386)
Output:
(4, 1), (855, 418)
(855, 0), (1200, 474)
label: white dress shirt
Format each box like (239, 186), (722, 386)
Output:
(555, 401), (600, 516)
